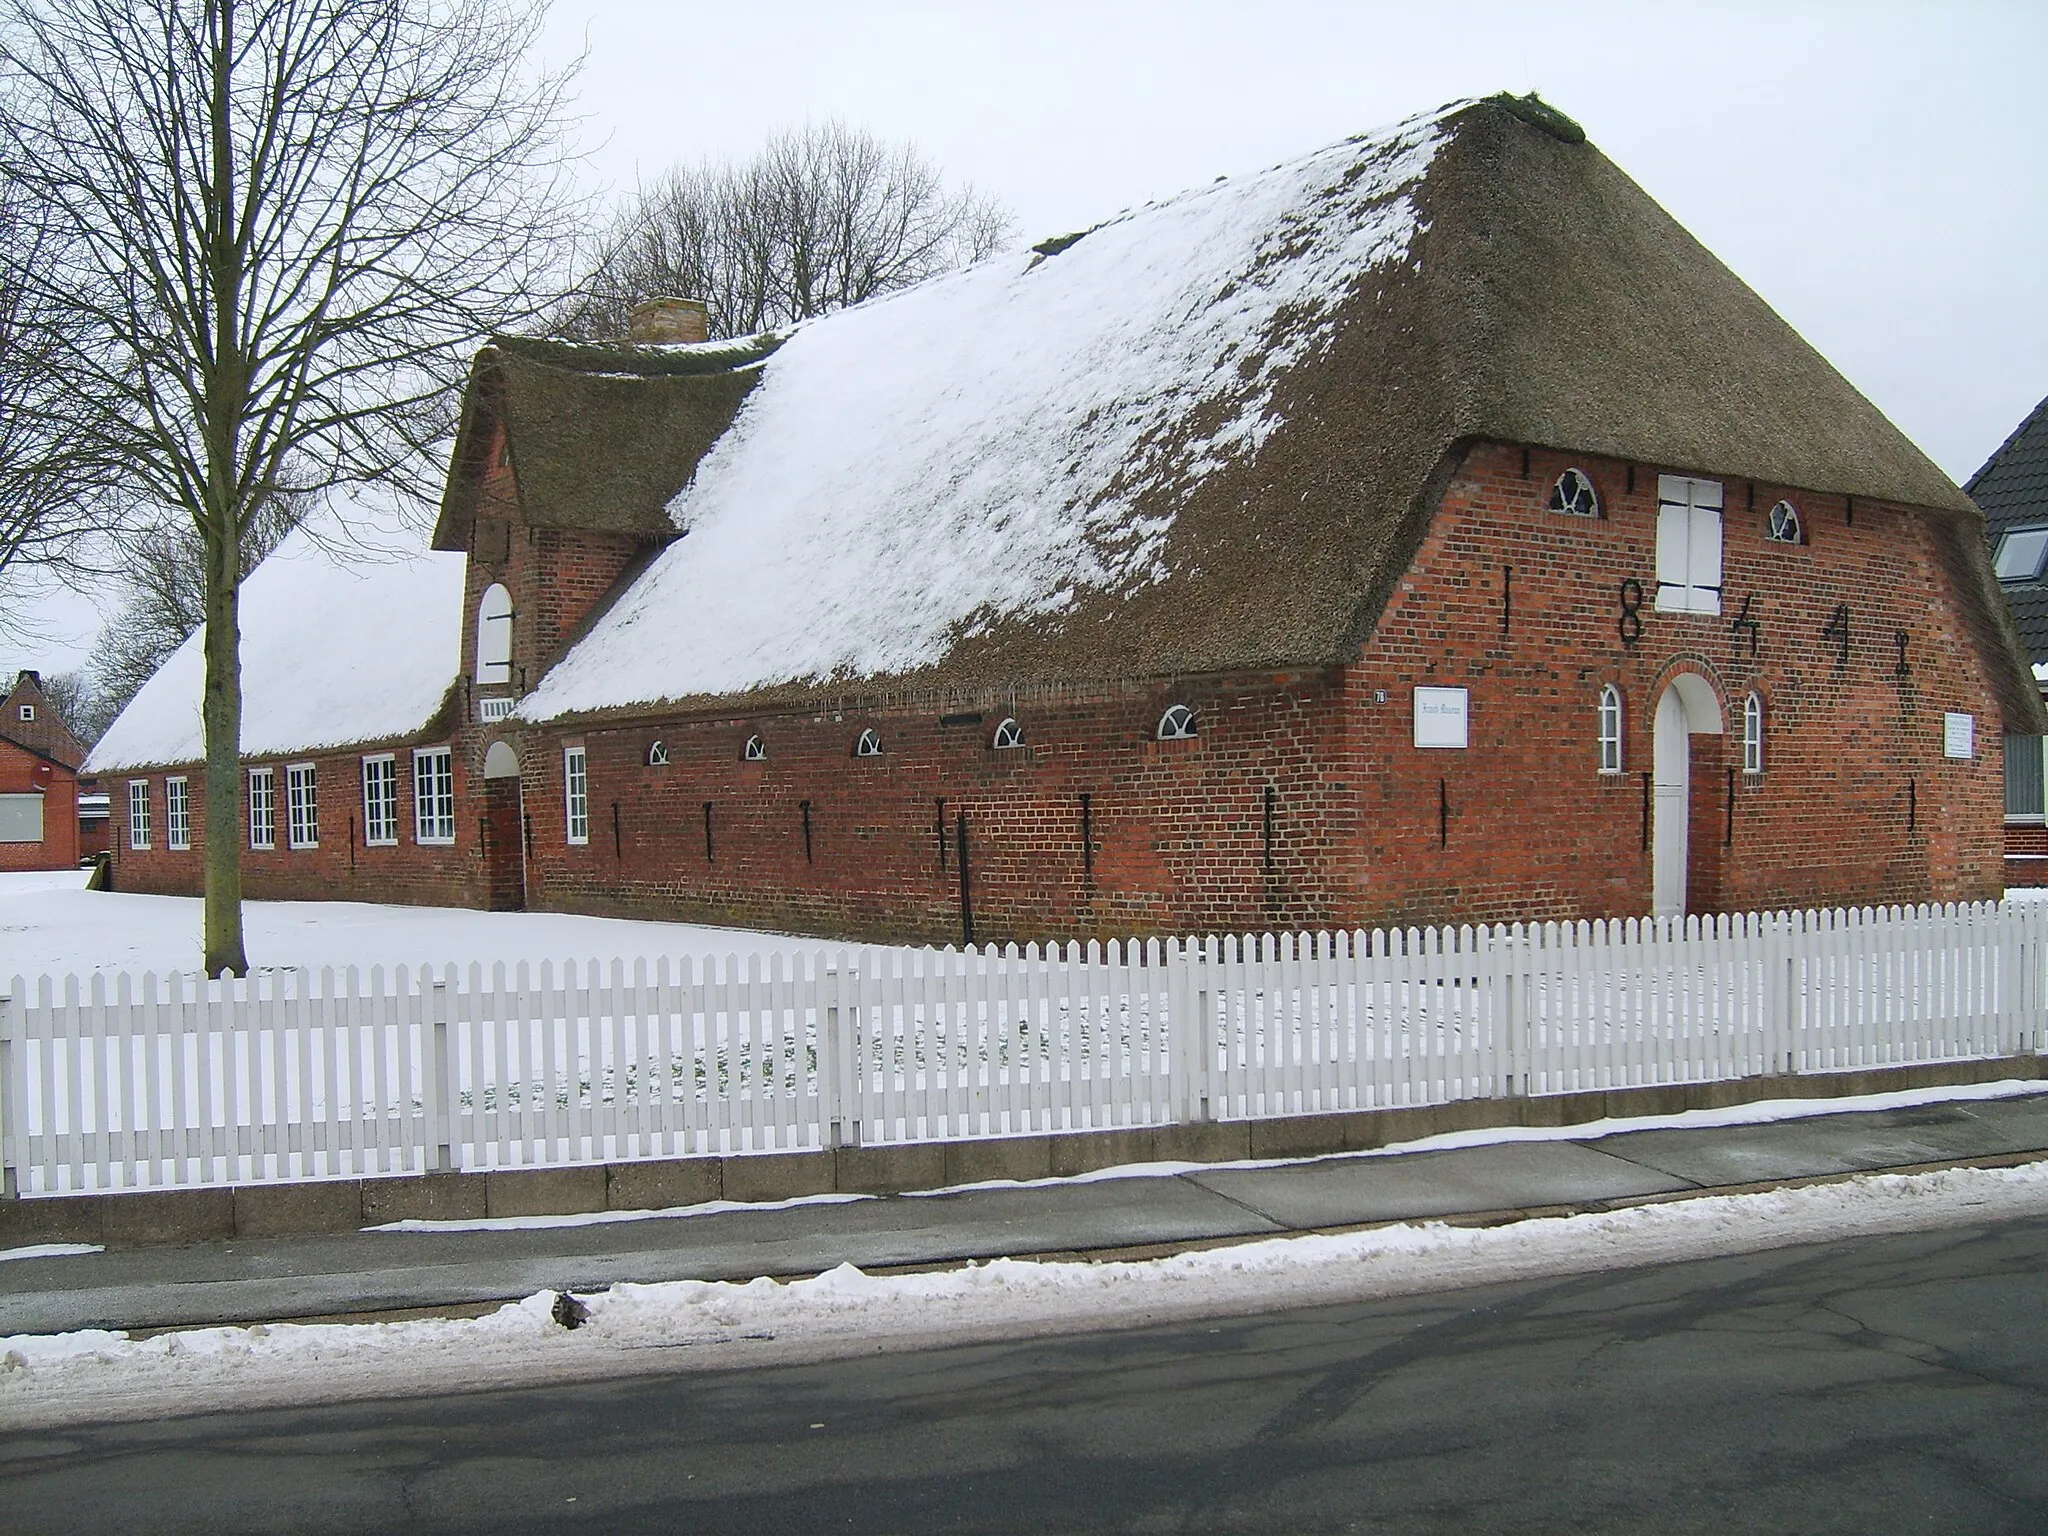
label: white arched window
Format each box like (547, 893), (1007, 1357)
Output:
(1157, 704), (1197, 741)
(1743, 692), (1765, 774)
(1598, 684), (1624, 774)
(476, 583), (513, 684)
(854, 728), (883, 757)
(742, 734), (767, 761)
(991, 717), (1024, 750)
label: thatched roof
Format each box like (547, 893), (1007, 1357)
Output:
(497, 96), (2033, 730)
(433, 333), (781, 551)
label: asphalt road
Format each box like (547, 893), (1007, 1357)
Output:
(4, 1215), (2045, 1535)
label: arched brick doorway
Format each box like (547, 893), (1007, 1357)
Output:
(1651, 672), (1724, 918)
(481, 739), (525, 912)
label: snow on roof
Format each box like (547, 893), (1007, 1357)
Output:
(520, 107), (1449, 721)
(86, 509), (465, 773)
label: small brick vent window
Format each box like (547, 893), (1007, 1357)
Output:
(1766, 500), (1804, 545)
(742, 734), (767, 761)
(1157, 704), (1197, 741)
(854, 728), (883, 757)
(1742, 692), (1765, 775)
(1548, 467), (1599, 518)
(991, 717), (1024, 750)
(1597, 685), (1624, 774)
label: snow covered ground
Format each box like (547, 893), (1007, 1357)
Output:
(6, 1159), (2047, 1431)
(0, 870), (818, 981)
(12, 870), (2048, 983)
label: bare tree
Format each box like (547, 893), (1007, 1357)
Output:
(558, 122), (1013, 342)
(0, 0), (580, 975)
(0, 182), (113, 617)
(88, 494), (305, 730)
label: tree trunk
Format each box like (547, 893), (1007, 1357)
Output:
(200, 0), (247, 979)
(201, 531), (247, 977)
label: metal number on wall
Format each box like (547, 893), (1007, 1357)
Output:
(1730, 593), (1760, 657)
(1618, 578), (1644, 646)
(1821, 603), (1850, 667)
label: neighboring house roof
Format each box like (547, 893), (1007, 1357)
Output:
(86, 523), (467, 773)
(1, 671), (87, 769)
(1968, 393), (2048, 667)
(503, 95), (2022, 728)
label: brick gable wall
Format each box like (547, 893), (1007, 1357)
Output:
(0, 736), (78, 871)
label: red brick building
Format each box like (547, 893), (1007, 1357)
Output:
(0, 671), (87, 872)
(90, 96), (2043, 942)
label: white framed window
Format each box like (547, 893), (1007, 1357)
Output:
(1157, 704), (1197, 741)
(1995, 528), (2048, 583)
(1656, 474), (1724, 615)
(1598, 685), (1624, 774)
(1766, 500), (1804, 545)
(248, 766), (275, 850)
(1742, 692), (1765, 775)
(991, 717), (1024, 749)
(287, 763), (319, 849)
(646, 739), (669, 766)
(476, 583), (513, 684)
(362, 754), (398, 846)
(564, 745), (589, 844)
(0, 793), (43, 843)
(127, 779), (152, 850)
(854, 728), (883, 757)
(2006, 735), (2046, 824)
(478, 696), (516, 723)
(18, 703), (34, 722)
(414, 747), (455, 844)
(1549, 467), (1600, 518)
(742, 734), (767, 761)
(165, 776), (190, 850)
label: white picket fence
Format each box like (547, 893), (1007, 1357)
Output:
(3, 901), (2043, 1196)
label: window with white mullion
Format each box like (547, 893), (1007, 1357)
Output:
(287, 763), (319, 849)
(564, 745), (589, 844)
(249, 767), (275, 849)
(127, 779), (152, 849)
(413, 747), (456, 844)
(1655, 474), (1724, 615)
(362, 755), (398, 846)
(165, 776), (190, 850)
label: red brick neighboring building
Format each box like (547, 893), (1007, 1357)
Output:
(90, 96), (2044, 943)
(0, 671), (87, 872)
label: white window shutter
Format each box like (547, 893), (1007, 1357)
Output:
(1688, 505), (1723, 612)
(1656, 504), (1690, 607)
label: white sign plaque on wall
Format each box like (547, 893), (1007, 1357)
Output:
(1943, 712), (1975, 760)
(1414, 686), (1470, 749)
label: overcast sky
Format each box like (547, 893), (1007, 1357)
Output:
(7, 0), (2043, 678)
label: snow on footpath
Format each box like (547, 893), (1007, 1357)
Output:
(6, 1160), (2048, 1432)
(0, 878), (818, 981)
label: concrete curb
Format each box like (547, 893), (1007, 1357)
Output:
(5, 1055), (2042, 1250)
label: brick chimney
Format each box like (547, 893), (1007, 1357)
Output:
(626, 297), (710, 345)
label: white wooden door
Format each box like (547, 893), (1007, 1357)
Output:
(1653, 686), (1691, 917)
